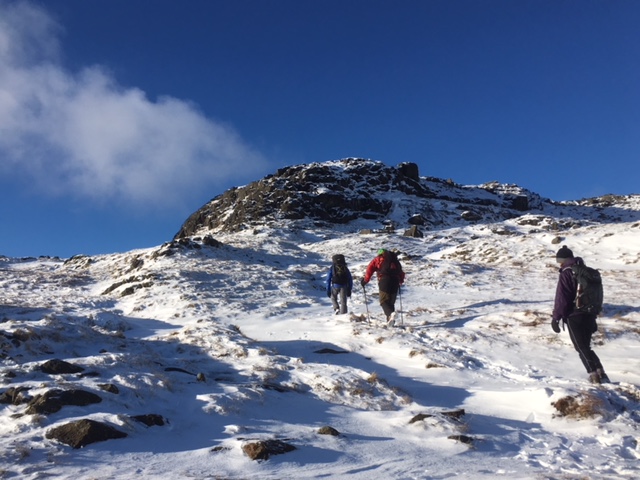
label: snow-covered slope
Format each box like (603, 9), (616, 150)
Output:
(1, 162), (639, 479)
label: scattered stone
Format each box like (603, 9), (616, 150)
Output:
(314, 348), (349, 354)
(102, 275), (155, 295)
(403, 225), (423, 238)
(491, 227), (516, 236)
(461, 211), (482, 222)
(11, 329), (37, 342)
(448, 434), (474, 445)
(211, 445), (232, 453)
(46, 419), (127, 449)
(26, 389), (102, 415)
(131, 414), (166, 427)
(409, 409), (465, 424)
(164, 367), (196, 375)
(97, 383), (120, 394)
(409, 413), (433, 424)
(442, 409), (466, 420)
(242, 439), (296, 461)
(0, 386), (31, 405)
(261, 383), (297, 393)
(317, 426), (340, 436)
(202, 235), (221, 247)
(39, 359), (85, 375)
(128, 257), (144, 271)
(63, 255), (93, 269)
(408, 214), (426, 225)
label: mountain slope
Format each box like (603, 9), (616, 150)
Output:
(1, 160), (639, 479)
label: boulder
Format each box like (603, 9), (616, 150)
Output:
(242, 439), (296, 460)
(26, 389), (102, 415)
(46, 419), (127, 449)
(39, 359), (84, 375)
(403, 225), (423, 238)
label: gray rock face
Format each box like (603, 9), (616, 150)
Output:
(173, 158), (543, 239)
(175, 159), (432, 238)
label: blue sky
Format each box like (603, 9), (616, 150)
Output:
(1, 0), (639, 258)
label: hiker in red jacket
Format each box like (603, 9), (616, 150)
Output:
(361, 249), (405, 326)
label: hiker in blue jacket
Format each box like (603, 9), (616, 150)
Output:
(552, 245), (609, 384)
(326, 254), (353, 314)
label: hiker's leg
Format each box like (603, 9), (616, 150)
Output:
(330, 287), (340, 311)
(338, 287), (348, 314)
(567, 315), (601, 373)
(584, 315), (604, 370)
(387, 288), (398, 313)
(378, 290), (394, 318)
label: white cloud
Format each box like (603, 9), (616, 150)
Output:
(0, 1), (267, 208)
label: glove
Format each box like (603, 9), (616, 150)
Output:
(551, 319), (561, 333)
(327, 291), (331, 298)
(360, 278), (366, 288)
(347, 290), (352, 298)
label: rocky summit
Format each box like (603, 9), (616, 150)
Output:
(174, 158), (548, 239)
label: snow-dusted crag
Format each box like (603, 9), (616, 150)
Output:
(1, 159), (640, 479)
(174, 158), (548, 237)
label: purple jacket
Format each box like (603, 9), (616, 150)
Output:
(552, 257), (583, 321)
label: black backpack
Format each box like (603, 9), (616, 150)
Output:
(571, 263), (604, 315)
(379, 250), (402, 277)
(331, 254), (349, 284)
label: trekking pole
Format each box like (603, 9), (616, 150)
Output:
(398, 286), (404, 326)
(362, 285), (371, 324)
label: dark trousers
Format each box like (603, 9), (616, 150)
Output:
(378, 277), (399, 318)
(566, 313), (603, 374)
(331, 286), (348, 314)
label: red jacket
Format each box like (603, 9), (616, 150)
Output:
(364, 254), (405, 284)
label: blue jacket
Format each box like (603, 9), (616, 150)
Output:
(552, 257), (583, 321)
(326, 266), (353, 295)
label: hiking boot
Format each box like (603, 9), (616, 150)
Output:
(597, 369), (611, 384)
(387, 312), (396, 327)
(588, 372), (601, 384)
(334, 309), (340, 315)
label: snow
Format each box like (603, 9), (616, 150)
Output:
(1, 206), (639, 479)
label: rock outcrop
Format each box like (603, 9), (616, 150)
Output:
(174, 158), (543, 239)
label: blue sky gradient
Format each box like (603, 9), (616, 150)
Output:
(1, 0), (639, 258)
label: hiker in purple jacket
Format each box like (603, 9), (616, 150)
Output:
(551, 245), (610, 384)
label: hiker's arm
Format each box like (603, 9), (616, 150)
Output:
(552, 270), (575, 320)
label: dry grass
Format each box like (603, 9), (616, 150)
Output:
(520, 310), (547, 327)
(425, 362), (445, 369)
(551, 393), (605, 419)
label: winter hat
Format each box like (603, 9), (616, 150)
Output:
(556, 245), (574, 262)
(377, 248), (387, 255)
